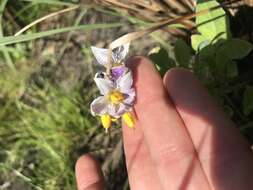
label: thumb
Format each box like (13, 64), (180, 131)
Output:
(75, 154), (105, 190)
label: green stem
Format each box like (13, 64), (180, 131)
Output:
(0, 0), (15, 70)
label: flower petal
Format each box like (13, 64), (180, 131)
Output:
(108, 103), (129, 118)
(107, 103), (118, 118)
(111, 66), (128, 79)
(117, 103), (130, 115)
(94, 77), (115, 95)
(91, 46), (109, 66)
(123, 88), (135, 105)
(117, 71), (133, 93)
(90, 96), (109, 116)
(112, 43), (130, 63)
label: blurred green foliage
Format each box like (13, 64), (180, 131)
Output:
(0, 62), (97, 189)
(0, 1), (100, 189)
(243, 86), (253, 116)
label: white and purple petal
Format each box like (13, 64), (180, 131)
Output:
(107, 103), (118, 118)
(90, 96), (109, 116)
(108, 103), (129, 118)
(117, 103), (130, 115)
(91, 46), (109, 66)
(117, 71), (133, 93)
(123, 88), (135, 105)
(112, 43), (130, 63)
(94, 77), (115, 95)
(111, 66), (128, 79)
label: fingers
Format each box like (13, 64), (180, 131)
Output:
(122, 120), (164, 190)
(164, 68), (253, 189)
(75, 155), (105, 190)
(126, 57), (210, 189)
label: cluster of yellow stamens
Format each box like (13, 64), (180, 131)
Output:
(101, 112), (135, 132)
(122, 112), (135, 128)
(109, 90), (125, 104)
(99, 90), (134, 131)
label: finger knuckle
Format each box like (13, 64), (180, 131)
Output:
(155, 143), (195, 167)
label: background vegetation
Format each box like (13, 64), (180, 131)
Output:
(0, 0), (253, 189)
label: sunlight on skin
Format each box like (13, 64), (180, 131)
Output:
(122, 120), (164, 190)
(75, 56), (253, 190)
(164, 69), (253, 189)
(125, 57), (210, 189)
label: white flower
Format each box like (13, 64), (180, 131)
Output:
(91, 44), (130, 79)
(91, 43), (130, 66)
(90, 71), (135, 118)
(90, 43), (135, 130)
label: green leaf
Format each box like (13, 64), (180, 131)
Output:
(196, 0), (230, 41)
(199, 44), (216, 58)
(174, 39), (193, 67)
(215, 39), (252, 78)
(215, 39), (251, 74)
(0, 23), (122, 46)
(217, 39), (253, 60)
(195, 45), (216, 78)
(243, 86), (253, 115)
(191, 34), (208, 51)
(148, 46), (176, 76)
(226, 60), (238, 78)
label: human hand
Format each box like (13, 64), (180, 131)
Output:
(75, 57), (253, 190)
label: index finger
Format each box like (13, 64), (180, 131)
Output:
(125, 56), (210, 189)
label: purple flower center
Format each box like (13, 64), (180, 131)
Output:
(111, 66), (126, 79)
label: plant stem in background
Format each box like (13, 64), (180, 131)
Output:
(14, 5), (79, 36)
(0, 23), (123, 46)
(0, 0), (15, 70)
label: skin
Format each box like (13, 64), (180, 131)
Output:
(75, 56), (253, 190)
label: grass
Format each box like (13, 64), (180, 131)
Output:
(0, 23), (123, 46)
(0, 0), (14, 69)
(0, 1), (113, 189)
(0, 60), (98, 189)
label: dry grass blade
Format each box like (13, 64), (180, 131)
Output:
(109, 0), (242, 50)
(127, 0), (164, 12)
(109, 2), (223, 50)
(102, 0), (141, 12)
(14, 5), (79, 36)
(163, 0), (193, 12)
(245, 0), (253, 6)
(96, 0), (194, 19)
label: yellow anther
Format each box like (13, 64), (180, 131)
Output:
(111, 117), (118, 122)
(101, 114), (111, 131)
(112, 63), (122, 67)
(109, 90), (125, 104)
(122, 112), (135, 128)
